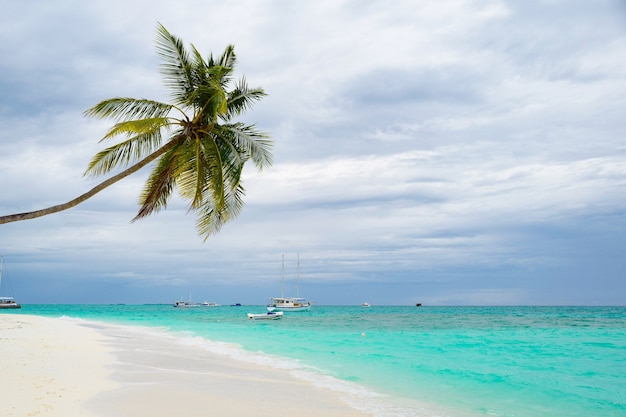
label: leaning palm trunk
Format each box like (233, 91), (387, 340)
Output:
(0, 24), (272, 240)
(0, 140), (176, 224)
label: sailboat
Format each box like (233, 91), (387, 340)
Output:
(173, 292), (200, 308)
(267, 254), (311, 312)
(0, 255), (21, 309)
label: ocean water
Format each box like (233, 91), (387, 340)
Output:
(3, 305), (625, 416)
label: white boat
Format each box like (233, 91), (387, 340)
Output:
(0, 255), (21, 309)
(247, 310), (283, 320)
(0, 296), (21, 309)
(361, 302), (371, 307)
(173, 300), (200, 308)
(202, 301), (220, 307)
(267, 254), (311, 312)
(174, 291), (204, 307)
(269, 297), (311, 312)
(173, 298), (201, 308)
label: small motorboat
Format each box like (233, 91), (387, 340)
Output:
(247, 309), (284, 320)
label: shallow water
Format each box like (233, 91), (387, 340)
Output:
(5, 305), (625, 416)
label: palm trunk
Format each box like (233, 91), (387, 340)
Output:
(0, 140), (178, 225)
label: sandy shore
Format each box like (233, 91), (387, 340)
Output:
(0, 315), (116, 417)
(1, 314), (371, 417)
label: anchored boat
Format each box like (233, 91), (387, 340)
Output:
(0, 255), (21, 309)
(247, 309), (284, 320)
(267, 254), (311, 312)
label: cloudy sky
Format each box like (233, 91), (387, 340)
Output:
(1, 0), (625, 306)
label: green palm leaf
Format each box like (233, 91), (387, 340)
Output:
(84, 98), (174, 122)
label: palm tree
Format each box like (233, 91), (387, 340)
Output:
(0, 23), (272, 239)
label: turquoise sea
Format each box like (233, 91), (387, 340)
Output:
(3, 305), (625, 416)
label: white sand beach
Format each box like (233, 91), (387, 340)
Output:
(0, 315), (116, 417)
(0, 315), (371, 417)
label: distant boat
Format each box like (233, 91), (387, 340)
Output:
(247, 309), (283, 320)
(173, 293), (201, 308)
(173, 300), (200, 308)
(361, 302), (371, 307)
(0, 296), (20, 309)
(267, 254), (311, 312)
(0, 255), (21, 309)
(202, 301), (220, 307)
(269, 297), (311, 312)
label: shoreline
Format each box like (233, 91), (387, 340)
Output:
(1, 314), (371, 417)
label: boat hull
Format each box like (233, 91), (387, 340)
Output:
(270, 305), (311, 312)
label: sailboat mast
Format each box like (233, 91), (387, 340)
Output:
(281, 254), (285, 298)
(296, 253), (300, 297)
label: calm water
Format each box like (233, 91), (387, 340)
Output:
(3, 305), (625, 416)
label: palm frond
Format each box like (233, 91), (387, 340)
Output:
(155, 22), (194, 105)
(224, 79), (266, 120)
(193, 206), (224, 240)
(218, 45), (237, 68)
(197, 133), (226, 210)
(193, 181), (245, 240)
(174, 133), (224, 212)
(222, 123), (273, 169)
(84, 129), (164, 177)
(214, 132), (244, 177)
(84, 98), (173, 122)
(101, 117), (170, 142)
(133, 143), (181, 220)
(191, 131), (213, 209)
